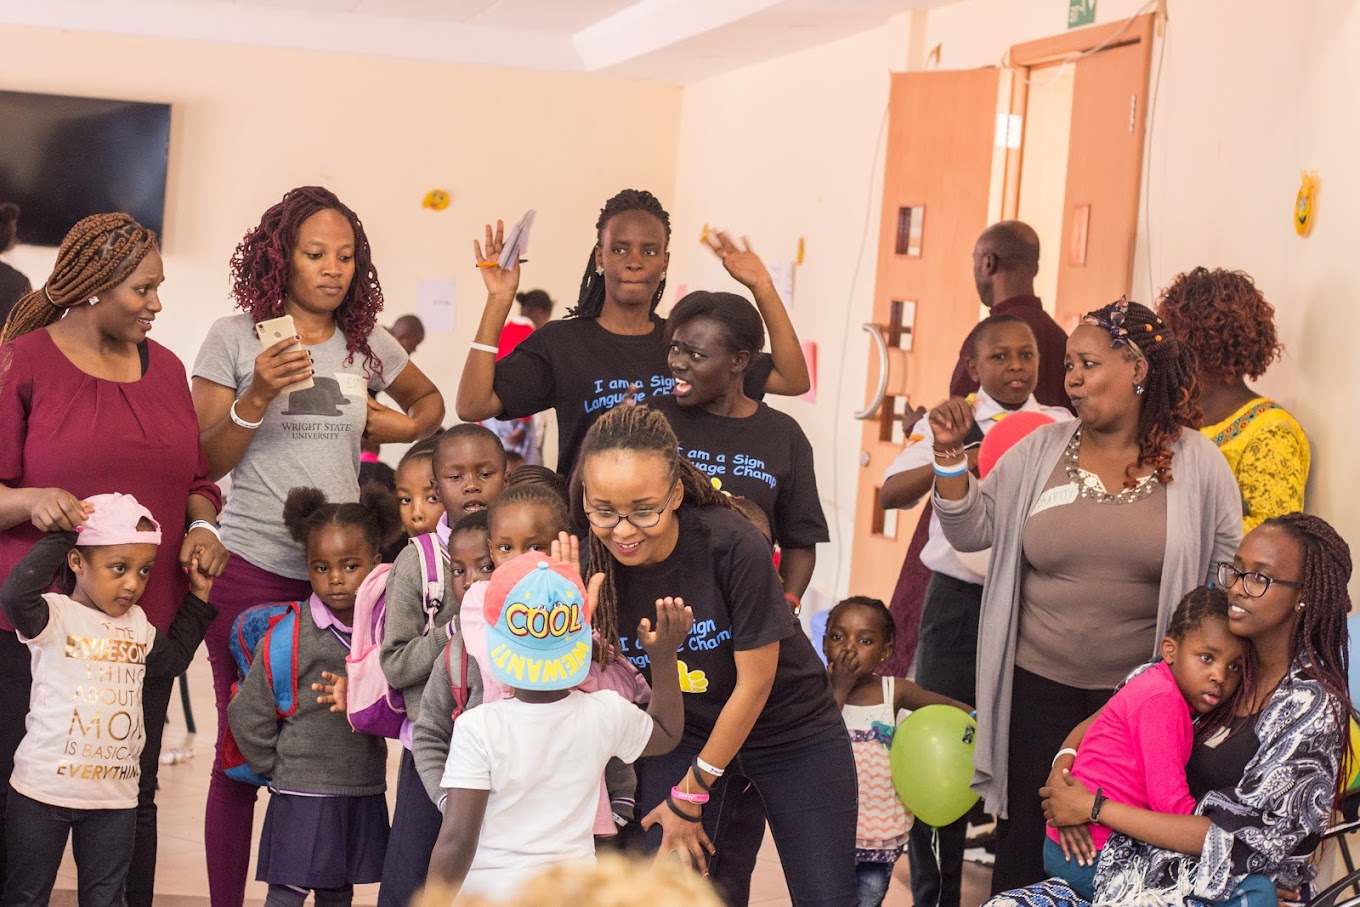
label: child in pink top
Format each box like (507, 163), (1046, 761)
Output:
(1044, 587), (1247, 898)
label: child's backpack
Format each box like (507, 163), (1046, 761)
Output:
(345, 534), (446, 738)
(222, 600), (304, 787)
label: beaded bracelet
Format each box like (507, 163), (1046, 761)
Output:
(665, 796), (704, 822)
(933, 445), (965, 460)
(671, 786), (710, 805)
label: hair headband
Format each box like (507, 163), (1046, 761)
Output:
(1081, 296), (1168, 357)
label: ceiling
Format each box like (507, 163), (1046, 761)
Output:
(0, 0), (955, 83)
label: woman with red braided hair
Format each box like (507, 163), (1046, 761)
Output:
(928, 297), (1242, 893)
(0, 213), (228, 906)
(190, 186), (443, 907)
(1157, 267), (1310, 532)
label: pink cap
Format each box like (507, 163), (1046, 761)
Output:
(79, 493), (162, 546)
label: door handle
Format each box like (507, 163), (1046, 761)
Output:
(853, 323), (890, 420)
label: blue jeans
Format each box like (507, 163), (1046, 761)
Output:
(1043, 836), (1099, 901)
(856, 861), (896, 907)
(1191, 874), (1277, 907)
(2, 786), (137, 906)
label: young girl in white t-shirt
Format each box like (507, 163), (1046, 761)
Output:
(0, 493), (216, 905)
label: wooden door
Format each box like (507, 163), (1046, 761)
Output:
(849, 68), (1003, 602)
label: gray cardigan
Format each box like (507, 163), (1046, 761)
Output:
(227, 608), (388, 796)
(412, 635), (484, 805)
(933, 420), (1241, 816)
(379, 540), (457, 729)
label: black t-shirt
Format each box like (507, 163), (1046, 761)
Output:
(611, 506), (839, 748)
(656, 398), (829, 550)
(492, 316), (773, 479)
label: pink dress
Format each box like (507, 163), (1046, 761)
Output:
(844, 676), (912, 863)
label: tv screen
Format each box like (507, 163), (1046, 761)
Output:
(0, 90), (171, 247)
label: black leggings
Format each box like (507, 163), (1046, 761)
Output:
(990, 667), (1114, 895)
(636, 724), (858, 907)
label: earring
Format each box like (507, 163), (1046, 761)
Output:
(595, 267), (603, 276)
(88, 296), (99, 306)
(660, 271), (668, 280)
(1296, 601), (1307, 612)
(1134, 384), (1145, 395)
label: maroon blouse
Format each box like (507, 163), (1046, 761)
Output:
(0, 329), (221, 631)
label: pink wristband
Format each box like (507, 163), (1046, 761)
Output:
(670, 786), (710, 805)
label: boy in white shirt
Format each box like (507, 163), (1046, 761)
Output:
(426, 548), (690, 901)
(880, 314), (1072, 907)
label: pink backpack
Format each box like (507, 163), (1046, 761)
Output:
(345, 535), (444, 738)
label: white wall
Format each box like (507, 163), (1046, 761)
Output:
(674, 0), (1360, 603)
(0, 25), (682, 417)
(668, 14), (914, 607)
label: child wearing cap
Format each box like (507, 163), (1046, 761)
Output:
(0, 493), (217, 904)
(426, 546), (691, 900)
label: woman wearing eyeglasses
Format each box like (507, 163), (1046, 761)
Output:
(928, 298), (1243, 892)
(1034, 513), (1352, 907)
(570, 403), (856, 906)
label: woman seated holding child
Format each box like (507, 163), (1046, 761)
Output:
(997, 514), (1352, 907)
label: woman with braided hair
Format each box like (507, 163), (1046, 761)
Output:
(456, 188), (809, 480)
(1033, 513), (1352, 907)
(190, 185), (443, 907)
(929, 297), (1243, 892)
(569, 403), (856, 905)
(0, 213), (227, 905)
(1157, 267), (1310, 532)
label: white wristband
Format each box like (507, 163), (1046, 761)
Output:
(695, 756), (725, 778)
(469, 341), (499, 355)
(230, 399), (264, 429)
(1052, 747), (1079, 767)
(187, 520), (221, 540)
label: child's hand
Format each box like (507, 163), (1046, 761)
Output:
(186, 554), (214, 600)
(1057, 824), (1096, 867)
(312, 671), (347, 713)
(705, 230), (773, 293)
(549, 531), (580, 568)
(473, 220), (521, 300)
(827, 647), (862, 694)
(927, 397), (978, 450)
(637, 597), (693, 659)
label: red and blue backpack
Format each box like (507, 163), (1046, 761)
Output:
(221, 600), (304, 787)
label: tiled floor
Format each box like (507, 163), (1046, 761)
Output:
(49, 649), (992, 906)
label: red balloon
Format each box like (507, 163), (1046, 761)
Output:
(978, 411), (1055, 478)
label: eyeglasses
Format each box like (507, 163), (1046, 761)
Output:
(1214, 562), (1303, 599)
(584, 484), (678, 530)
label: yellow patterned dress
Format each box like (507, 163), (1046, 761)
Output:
(1201, 398), (1310, 532)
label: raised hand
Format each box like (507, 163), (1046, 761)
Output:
(704, 230), (774, 293)
(637, 597), (693, 658)
(473, 220), (521, 299)
(926, 397), (977, 450)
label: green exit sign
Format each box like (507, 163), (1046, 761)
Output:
(1069, 0), (1096, 27)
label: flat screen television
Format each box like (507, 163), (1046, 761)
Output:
(0, 90), (171, 247)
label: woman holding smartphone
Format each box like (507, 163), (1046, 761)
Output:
(191, 185), (443, 907)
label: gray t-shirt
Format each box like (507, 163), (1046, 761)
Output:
(192, 313), (409, 578)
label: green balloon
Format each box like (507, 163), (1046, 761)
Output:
(889, 705), (979, 827)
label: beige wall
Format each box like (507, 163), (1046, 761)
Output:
(0, 25), (682, 417)
(4, 3), (1357, 605)
(674, 0), (1358, 604)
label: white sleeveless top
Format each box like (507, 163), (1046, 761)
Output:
(843, 676), (912, 858)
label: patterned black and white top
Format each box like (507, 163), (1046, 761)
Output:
(990, 661), (1345, 907)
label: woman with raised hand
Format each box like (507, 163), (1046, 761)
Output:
(929, 298), (1242, 893)
(455, 189), (809, 479)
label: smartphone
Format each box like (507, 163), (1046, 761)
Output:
(255, 315), (314, 392)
